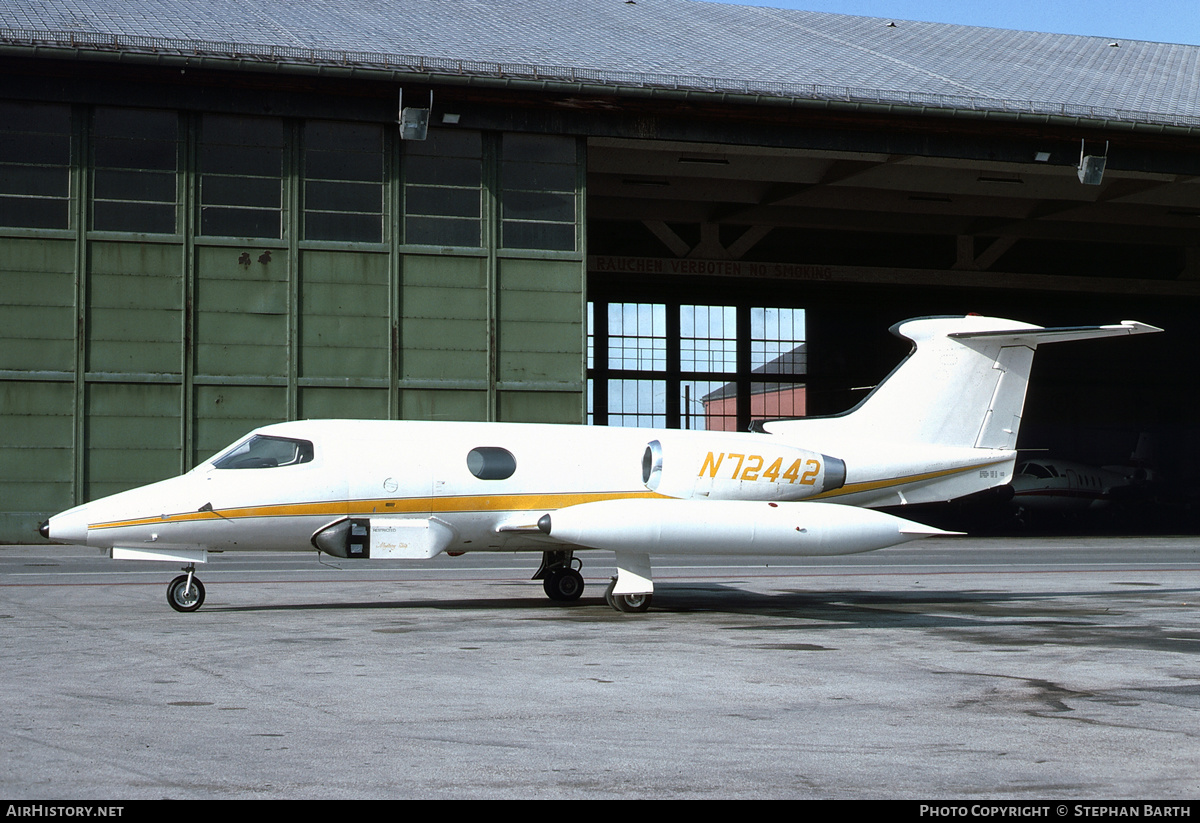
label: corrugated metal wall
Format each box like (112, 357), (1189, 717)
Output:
(0, 101), (586, 540)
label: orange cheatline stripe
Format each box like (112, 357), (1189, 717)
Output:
(88, 490), (667, 531)
(813, 458), (1010, 499)
(89, 460), (1006, 530)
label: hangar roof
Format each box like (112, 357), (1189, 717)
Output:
(1, 0), (1199, 130)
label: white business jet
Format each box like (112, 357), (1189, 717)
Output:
(39, 315), (1160, 612)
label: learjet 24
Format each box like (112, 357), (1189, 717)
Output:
(40, 314), (1160, 612)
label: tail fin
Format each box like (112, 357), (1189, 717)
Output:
(764, 315), (1160, 450)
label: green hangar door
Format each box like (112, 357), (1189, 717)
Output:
(0, 100), (586, 540)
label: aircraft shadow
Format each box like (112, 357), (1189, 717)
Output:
(681, 578), (1186, 605)
(636, 584), (1200, 654)
(211, 582), (1200, 633)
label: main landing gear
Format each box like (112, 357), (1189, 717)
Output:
(167, 564), (205, 612)
(536, 550), (585, 602)
(535, 550), (653, 612)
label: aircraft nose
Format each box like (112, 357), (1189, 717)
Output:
(39, 507), (92, 546)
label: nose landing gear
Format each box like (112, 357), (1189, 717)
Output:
(167, 565), (205, 612)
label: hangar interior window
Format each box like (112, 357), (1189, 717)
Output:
(750, 308), (807, 422)
(91, 108), (179, 234)
(588, 302), (805, 431)
(500, 134), (577, 252)
(404, 128), (482, 247)
(199, 115), (284, 239)
(609, 302), (667, 371)
(681, 305), (738, 432)
(0, 101), (71, 230)
(304, 121), (384, 243)
(600, 302), (667, 427)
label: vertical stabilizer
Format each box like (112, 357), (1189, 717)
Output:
(763, 316), (1160, 451)
(841, 316), (1039, 448)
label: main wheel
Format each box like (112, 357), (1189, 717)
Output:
(167, 574), (205, 613)
(543, 568), (585, 602)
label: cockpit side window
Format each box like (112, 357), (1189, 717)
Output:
(213, 435), (314, 469)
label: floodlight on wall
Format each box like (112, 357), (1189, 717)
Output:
(398, 89), (432, 141)
(1077, 139), (1109, 185)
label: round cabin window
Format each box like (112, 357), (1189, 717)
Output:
(466, 447), (517, 480)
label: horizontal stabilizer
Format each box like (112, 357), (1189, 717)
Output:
(949, 320), (1162, 344)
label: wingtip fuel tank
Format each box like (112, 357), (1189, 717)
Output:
(538, 498), (958, 556)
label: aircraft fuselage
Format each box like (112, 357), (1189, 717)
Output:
(47, 419), (997, 557)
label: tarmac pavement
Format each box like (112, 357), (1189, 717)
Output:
(1, 536), (1198, 799)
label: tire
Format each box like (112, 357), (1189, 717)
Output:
(167, 574), (205, 613)
(543, 568), (585, 602)
(612, 592), (652, 613)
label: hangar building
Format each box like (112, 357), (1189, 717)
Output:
(2, 0), (1198, 539)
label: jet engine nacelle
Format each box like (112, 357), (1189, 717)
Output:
(642, 436), (846, 501)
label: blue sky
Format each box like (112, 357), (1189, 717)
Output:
(720, 1), (1200, 46)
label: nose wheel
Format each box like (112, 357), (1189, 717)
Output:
(167, 566), (205, 612)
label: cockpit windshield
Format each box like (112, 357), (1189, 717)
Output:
(212, 435), (314, 469)
(1015, 461), (1057, 479)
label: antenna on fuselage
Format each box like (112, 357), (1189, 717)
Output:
(198, 502), (233, 522)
